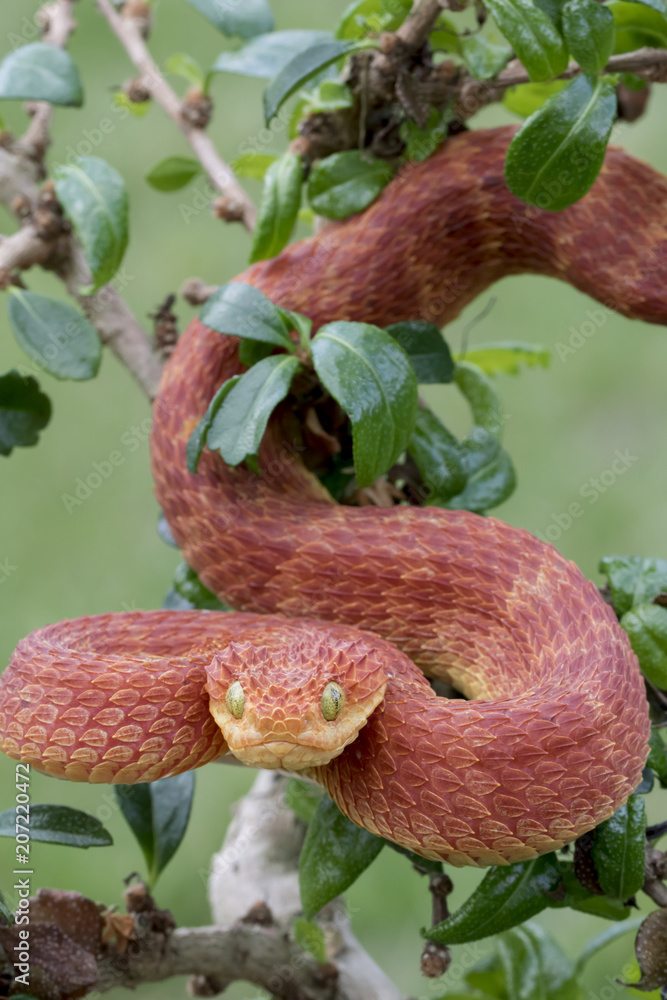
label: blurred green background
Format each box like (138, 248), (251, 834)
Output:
(0, 1), (666, 997)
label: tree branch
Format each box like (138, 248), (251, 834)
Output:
(397, 0), (446, 49)
(96, 0), (257, 232)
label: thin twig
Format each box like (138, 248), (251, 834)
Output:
(397, 0), (446, 49)
(96, 0), (257, 232)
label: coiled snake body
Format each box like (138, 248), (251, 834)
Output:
(1, 127), (661, 866)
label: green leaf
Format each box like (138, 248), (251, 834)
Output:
(307, 150), (394, 220)
(54, 157), (129, 292)
(250, 151), (304, 262)
(0, 805), (112, 848)
(115, 772), (195, 885)
(285, 779), (325, 823)
(166, 52), (205, 89)
(0, 890), (13, 924)
(231, 152), (279, 180)
(145, 156), (201, 192)
(599, 554), (667, 617)
(264, 40), (365, 123)
(0, 370), (51, 456)
(400, 105), (452, 162)
(624, 0), (667, 18)
(608, 0), (667, 50)
(483, 0), (569, 81)
(466, 953), (509, 998)
(173, 561), (227, 610)
(207, 354), (303, 467)
(336, 0), (412, 39)
(534, 0), (568, 29)
(575, 916), (644, 974)
(498, 922), (580, 1000)
(621, 603), (667, 688)
(460, 22), (513, 79)
(454, 361), (504, 437)
(503, 80), (568, 117)
(562, 0), (615, 73)
(546, 861), (632, 920)
(239, 340), (275, 366)
(293, 918), (327, 963)
(408, 409), (467, 501)
(186, 374), (242, 474)
(300, 80), (355, 113)
(184, 0), (274, 38)
(311, 321), (418, 488)
(457, 341), (550, 376)
(648, 727), (667, 787)
(386, 321), (454, 383)
(7, 291), (101, 381)
(441, 448), (517, 513)
(592, 795), (647, 899)
(425, 854), (562, 944)
(504, 75), (617, 211)
(200, 282), (296, 350)
(299, 795), (384, 919)
(0, 43), (83, 106)
(213, 30), (332, 79)
(113, 90), (151, 118)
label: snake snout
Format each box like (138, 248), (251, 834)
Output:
(203, 629), (389, 772)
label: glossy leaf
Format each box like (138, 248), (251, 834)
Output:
(8, 291), (101, 381)
(625, 0), (667, 17)
(115, 772), (195, 885)
(386, 322), (454, 383)
(311, 321), (418, 487)
(173, 561), (227, 611)
(442, 448), (517, 514)
(534, 0), (568, 28)
(460, 22), (513, 79)
(591, 795), (647, 899)
(299, 795), (383, 918)
(455, 362), (504, 438)
(648, 727), (667, 787)
(547, 861), (632, 920)
(264, 40), (363, 123)
(465, 953), (509, 998)
(186, 374), (241, 474)
(200, 282), (295, 350)
(293, 918), (327, 963)
(424, 854), (562, 944)
(285, 779), (324, 823)
(483, 0), (569, 81)
(54, 157), (129, 292)
(401, 105), (452, 162)
(213, 30), (332, 79)
(0, 43), (83, 106)
(562, 0), (615, 73)
(0, 371), (51, 456)
(503, 79), (568, 117)
(408, 409), (467, 501)
(207, 354), (303, 467)
(498, 922), (580, 1000)
(307, 150), (394, 220)
(184, 0), (274, 38)
(300, 79), (354, 113)
(250, 152), (304, 262)
(599, 554), (667, 616)
(145, 156), (201, 192)
(0, 805), (112, 848)
(232, 152), (278, 179)
(609, 0), (667, 50)
(620, 603), (667, 688)
(458, 341), (550, 376)
(504, 75), (617, 211)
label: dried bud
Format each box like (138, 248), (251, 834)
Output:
(182, 88), (213, 129)
(123, 77), (151, 105)
(0, 130), (14, 149)
(122, 0), (151, 38)
(150, 294), (179, 359)
(616, 81), (651, 123)
(180, 277), (217, 306)
(188, 974), (227, 997)
(574, 831), (605, 896)
(10, 195), (32, 221)
(421, 940), (451, 978)
(213, 195), (245, 223)
(621, 909), (667, 991)
(240, 901), (274, 926)
(32, 207), (64, 240)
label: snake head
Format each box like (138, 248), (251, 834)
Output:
(205, 626), (388, 770)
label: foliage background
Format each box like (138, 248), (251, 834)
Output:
(0, 0), (666, 997)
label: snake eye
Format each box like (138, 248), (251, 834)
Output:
(225, 681), (245, 719)
(321, 681), (345, 721)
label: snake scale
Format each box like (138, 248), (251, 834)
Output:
(1, 126), (662, 866)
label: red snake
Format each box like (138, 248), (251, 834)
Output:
(0, 126), (661, 866)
